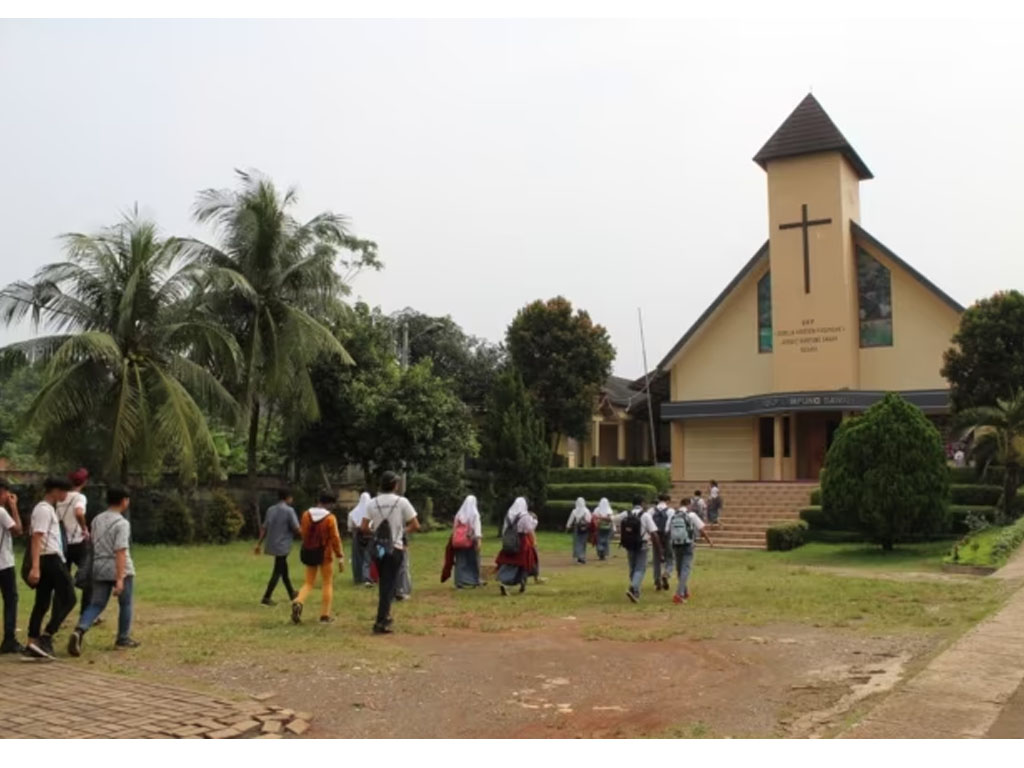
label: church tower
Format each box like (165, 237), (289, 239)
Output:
(754, 94), (872, 393)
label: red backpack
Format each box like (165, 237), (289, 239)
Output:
(452, 520), (473, 550)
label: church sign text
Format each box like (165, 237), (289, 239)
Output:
(774, 318), (845, 354)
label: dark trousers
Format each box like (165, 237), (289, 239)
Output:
(66, 542), (93, 616)
(374, 549), (404, 626)
(263, 555), (295, 601)
(0, 567), (17, 645)
(28, 554), (76, 638)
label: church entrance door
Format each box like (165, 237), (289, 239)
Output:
(796, 412), (843, 481)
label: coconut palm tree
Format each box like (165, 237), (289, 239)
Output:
(956, 389), (1024, 522)
(185, 170), (379, 507)
(0, 210), (240, 481)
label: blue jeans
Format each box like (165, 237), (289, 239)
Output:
(627, 547), (649, 595)
(596, 528), (611, 559)
(572, 530), (588, 562)
(652, 537), (673, 585)
(673, 544), (695, 597)
(78, 577), (133, 642)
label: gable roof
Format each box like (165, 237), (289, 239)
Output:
(851, 221), (965, 313)
(656, 241), (769, 371)
(754, 94), (873, 180)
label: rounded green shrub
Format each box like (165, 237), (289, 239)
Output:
(206, 490), (245, 544)
(158, 492), (195, 545)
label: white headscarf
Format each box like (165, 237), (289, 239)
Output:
(454, 495), (482, 538)
(504, 497), (528, 531)
(348, 492), (371, 527)
(572, 497), (590, 524)
(594, 498), (613, 518)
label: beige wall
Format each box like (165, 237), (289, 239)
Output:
(667, 260), (774, 402)
(683, 418), (756, 480)
(766, 151), (862, 393)
(856, 239), (961, 391)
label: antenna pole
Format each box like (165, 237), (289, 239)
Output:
(638, 308), (659, 464)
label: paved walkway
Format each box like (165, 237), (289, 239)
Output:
(0, 661), (311, 739)
(845, 548), (1024, 738)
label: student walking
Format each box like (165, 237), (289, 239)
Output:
(255, 489), (301, 605)
(57, 468), (92, 619)
(708, 481), (722, 526)
(691, 490), (708, 523)
(0, 482), (24, 654)
(592, 498), (614, 561)
(565, 498), (592, 564)
(451, 495), (484, 588)
(68, 487), (140, 656)
(666, 497), (714, 604)
(650, 493), (674, 591)
(615, 496), (662, 603)
(361, 472), (419, 635)
(495, 497), (538, 596)
(291, 493), (344, 625)
(25, 477), (74, 659)
(347, 492), (374, 587)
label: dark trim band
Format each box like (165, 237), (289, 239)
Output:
(661, 389), (950, 420)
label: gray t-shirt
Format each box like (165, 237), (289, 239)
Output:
(90, 511), (134, 582)
(262, 502), (300, 556)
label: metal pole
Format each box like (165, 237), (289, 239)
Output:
(638, 308), (659, 463)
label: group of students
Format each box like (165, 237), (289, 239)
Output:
(0, 470), (138, 660)
(256, 470), (419, 635)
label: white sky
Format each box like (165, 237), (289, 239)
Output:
(1, 17), (1022, 377)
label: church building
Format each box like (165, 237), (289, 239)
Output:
(659, 94), (963, 484)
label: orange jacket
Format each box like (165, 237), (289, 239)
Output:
(299, 509), (343, 563)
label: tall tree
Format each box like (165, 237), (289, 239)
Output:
(187, 170), (379, 508)
(0, 211), (238, 481)
(392, 308), (504, 410)
(821, 394), (950, 550)
(942, 290), (1024, 411)
(506, 297), (615, 455)
(479, 367), (550, 521)
(955, 389), (1024, 522)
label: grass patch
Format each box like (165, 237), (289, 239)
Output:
(14, 531), (1010, 684)
(945, 525), (1016, 568)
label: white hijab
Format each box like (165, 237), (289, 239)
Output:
(594, 498), (613, 517)
(454, 495), (482, 538)
(348, 492), (371, 526)
(504, 497), (528, 531)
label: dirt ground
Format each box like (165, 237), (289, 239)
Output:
(157, 618), (934, 738)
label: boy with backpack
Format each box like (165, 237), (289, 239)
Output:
(650, 493), (674, 591)
(691, 490), (708, 522)
(290, 492), (344, 625)
(615, 495), (662, 603)
(708, 481), (722, 526)
(666, 497), (714, 604)
(0, 481), (24, 654)
(25, 477), (73, 659)
(360, 472), (419, 635)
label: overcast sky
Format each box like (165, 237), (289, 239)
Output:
(1, 18), (1022, 377)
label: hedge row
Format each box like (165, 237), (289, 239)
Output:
(547, 483), (658, 504)
(949, 466), (1007, 485)
(800, 503), (1000, 536)
(547, 467), (670, 493)
(766, 520), (808, 551)
(991, 515), (1024, 564)
(950, 484), (1003, 506)
(539, 500), (631, 531)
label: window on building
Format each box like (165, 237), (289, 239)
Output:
(757, 271), (772, 353)
(759, 417), (774, 458)
(857, 248), (893, 347)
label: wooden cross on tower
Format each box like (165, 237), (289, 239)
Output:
(779, 203), (832, 294)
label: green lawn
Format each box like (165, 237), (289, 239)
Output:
(13, 531), (1011, 678)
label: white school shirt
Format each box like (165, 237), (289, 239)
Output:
(504, 511), (538, 535)
(0, 508), (16, 570)
(57, 491), (87, 545)
(565, 506), (592, 529)
(31, 501), (65, 561)
(613, 507), (660, 545)
(710, 486), (720, 501)
(366, 494), (417, 551)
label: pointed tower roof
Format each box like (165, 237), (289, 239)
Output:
(753, 94), (873, 179)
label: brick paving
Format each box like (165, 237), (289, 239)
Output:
(0, 661), (310, 739)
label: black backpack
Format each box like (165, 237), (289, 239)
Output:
(620, 510), (643, 552)
(501, 515), (522, 554)
(652, 507), (669, 537)
(373, 498), (400, 558)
